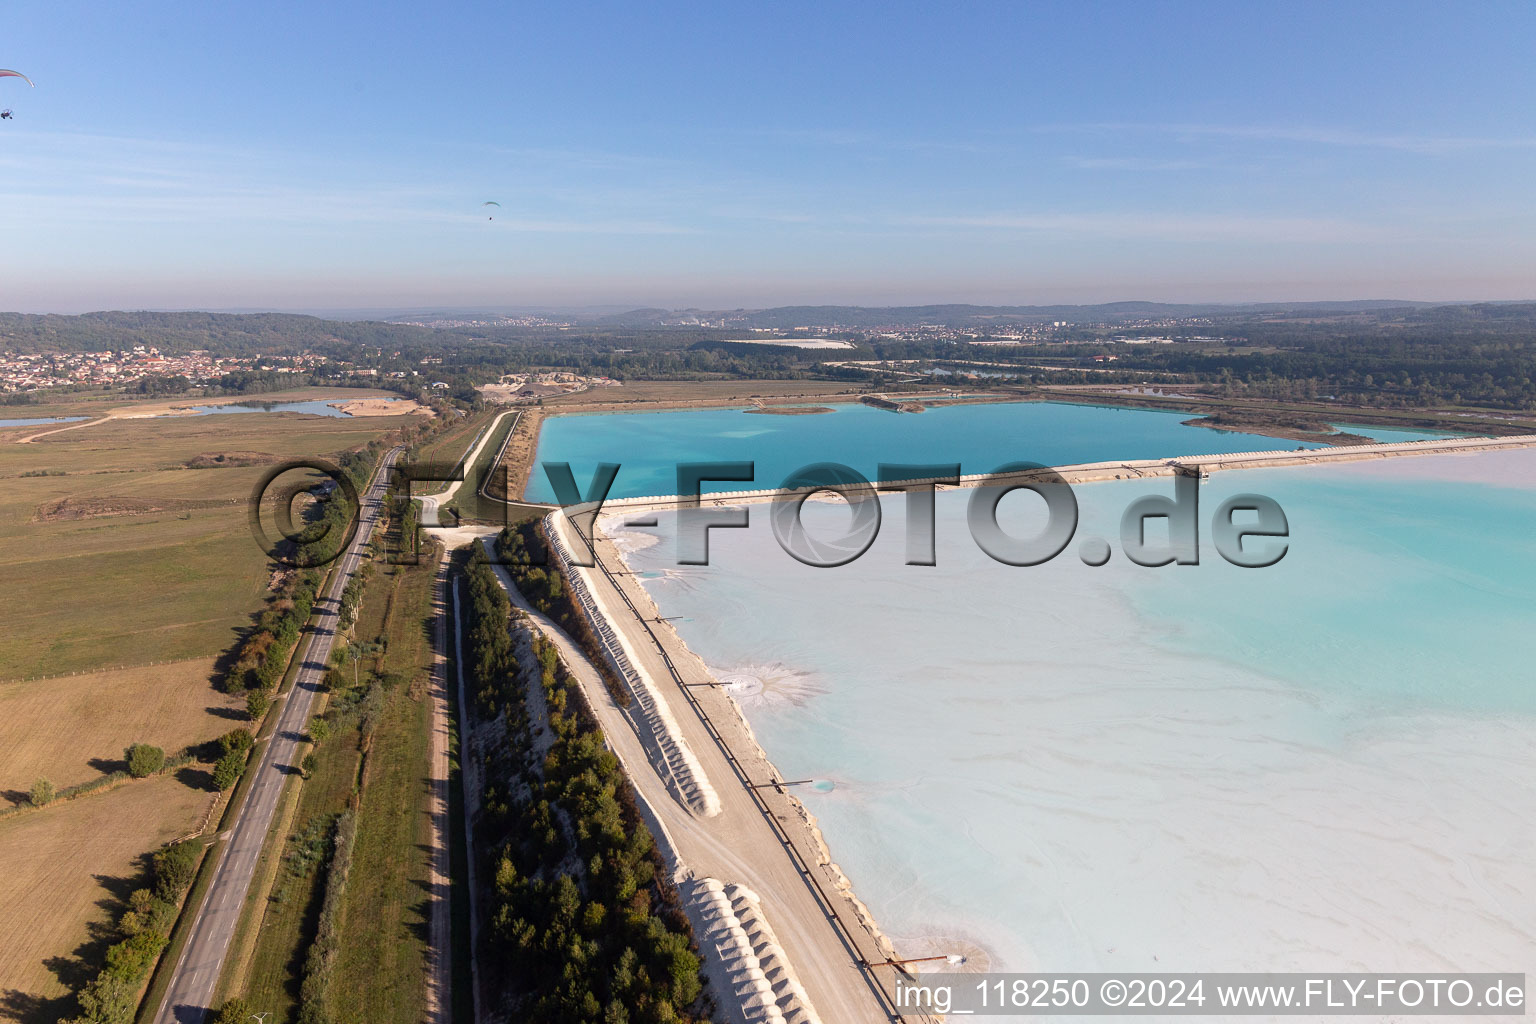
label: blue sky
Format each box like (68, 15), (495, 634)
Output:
(3, 1), (1535, 311)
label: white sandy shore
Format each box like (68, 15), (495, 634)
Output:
(547, 514), (722, 817)
(590, 514), (908, 969)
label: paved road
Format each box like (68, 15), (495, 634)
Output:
(418, 408), (513, 527)
(152, 447), (403, 1024)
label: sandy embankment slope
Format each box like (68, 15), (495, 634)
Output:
(483, 525), (897, 1024)
(545, 522), (721, 817)
(327, 398), (433, 417)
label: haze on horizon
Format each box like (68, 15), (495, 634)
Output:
(3, 1), (1535, 313)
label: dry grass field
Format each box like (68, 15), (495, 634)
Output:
(0, 391), (419, 678)
(411, 407), (488, 470)
(0, 776), (213, 1021)
(0, 389), (418, 1021)
(0, 659), (244, 800)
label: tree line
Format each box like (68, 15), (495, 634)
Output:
(63, 842), (203, 1024)
(459, 549), (711, 1023)
(495, 522), (631, 708)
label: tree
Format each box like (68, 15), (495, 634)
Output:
(67, 971), (136, 1024)
(153, 841), (200, 901)
(246, 689), (271, 721)
(104, 930), (165, 978)
(29, 777), (54, 807)
(213, 750), (246, 791)
(300, 753), (317, 779)
(211, 998), (254, 1024)
(125, 743), (165, 778)
(219, 728), (254, 757)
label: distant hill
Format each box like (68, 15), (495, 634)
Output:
(0, 310), (441, 355)
(536, 299), (1450, 329)
(2, 300), (1530, 356)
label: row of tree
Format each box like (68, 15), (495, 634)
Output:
(17, 744), (183, 818)
(64, 842), (202, 1023)
(229, 439), (390, 693)
(296, 809), (358, 1024)
(495, 523), (631, 708)
(459, 549), (710, 1023)
(225, 569), (324, 694)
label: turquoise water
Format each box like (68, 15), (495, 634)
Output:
(1113, 465), (1536, 713)
(612, 455), (1536, 975)
(0, 415), (88, 427)
(526, 400), (1325, 502)
(1327, 420), (1465, 442)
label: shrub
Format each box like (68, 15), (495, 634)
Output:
(298, 810), (357, 1024)
(219, 728), (254, 757)
(213, 749), (247, 792)
(212, 999), (254, 1024)
(246, 689), (271, 721)
(152, 841), (200, 901)
(29, 777), (54, 807)
(103, 929), (166, 978)
(66, 970), (136, 1024)
(125, 743), (165, 778)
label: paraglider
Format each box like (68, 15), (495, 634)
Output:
(481, 200), (501, 221)
(1, 70), (33, 122)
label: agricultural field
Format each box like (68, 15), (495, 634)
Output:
(0, 659), (242, 799)
(0, 388), (421, 678)
(0, 389), (424, 1020)
(0, 776), (213, 1023)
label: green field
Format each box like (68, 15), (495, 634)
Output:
(230, 722), (364, 1022)
(230, 534), (439, 1024)
(0, 390), (423, 678)
(451, 408), (523, 523)
(412, 407), (494, 494)
(0, 389), (429, 1018)
(331, 543), (439, 1023)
